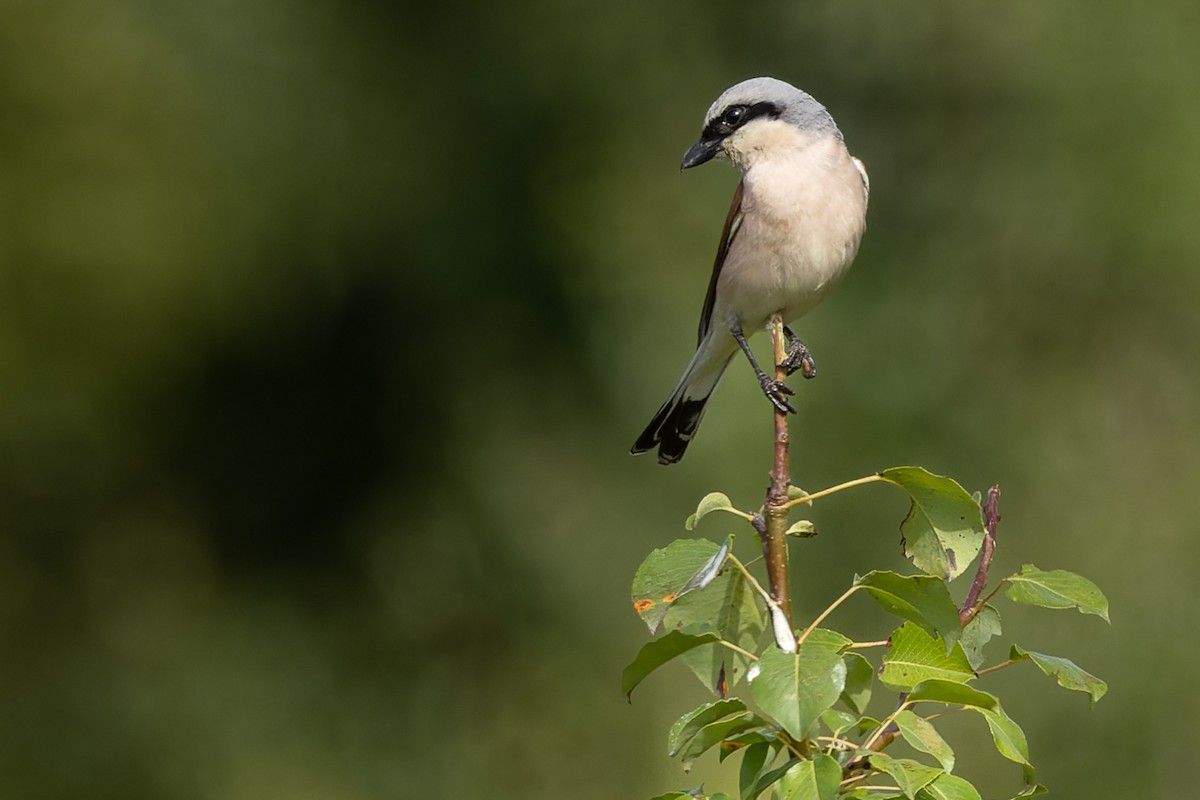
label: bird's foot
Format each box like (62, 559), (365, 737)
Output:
(780, 334), (817, 379)
(758, 375), (797, 414)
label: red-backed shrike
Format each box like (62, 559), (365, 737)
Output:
(632, 77), (869, 464)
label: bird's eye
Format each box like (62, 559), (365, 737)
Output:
(721, 106), (746, 127)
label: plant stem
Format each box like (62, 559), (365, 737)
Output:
(796, 585), (862, 647)
(818, 735), (861, 751)
(960, 486), (1001, 624)
(762, 315), (793, 624)
(726, 555), (780, 614)
(847, 639), (891, 649)
(976, 658), (1018, 676)
(862, 702), (909, 751)
(780, 474), (884, 510)
(715, 638), (760, 662)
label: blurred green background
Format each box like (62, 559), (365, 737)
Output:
(2, 1), (1197, 797)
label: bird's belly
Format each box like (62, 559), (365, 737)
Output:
(716, 205), (862, 330)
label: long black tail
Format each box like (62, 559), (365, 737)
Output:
(631, 394), (713, 465)
(630, 349), (734, 465)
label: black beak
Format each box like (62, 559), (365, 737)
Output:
(680, 136), (721, 170)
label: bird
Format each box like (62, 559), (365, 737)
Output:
(631, 77), (869, 465)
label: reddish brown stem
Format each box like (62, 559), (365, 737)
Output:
(763, 317), (793, 623)
(960, 486), (1001, 624)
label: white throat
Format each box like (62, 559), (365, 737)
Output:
(720, 119), (833, 173)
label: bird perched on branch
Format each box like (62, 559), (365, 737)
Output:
(631, 77), (869, 465)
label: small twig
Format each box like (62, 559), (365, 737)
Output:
(847, 639), (890, 649)
(977, 581), (1007, 609)
(817, 735), (860, 751)
(861, 700), (910, 751)
(726, 555), (778, 611)
(977, 658), (1018, 677)
(729, 552), (797, 650)
(796, 585), (862, 647)
(714, 638), (760, 662)
(780, 474), (884, 511)
(846, 691), (910, 772)
(775, 730), (809, 759)
(960, 485), (1001, 625)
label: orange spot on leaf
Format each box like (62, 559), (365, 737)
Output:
(633, 599), (654, 612)
(662, 593), (678, 603)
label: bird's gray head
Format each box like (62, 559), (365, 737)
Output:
(681, 77), (840, 170)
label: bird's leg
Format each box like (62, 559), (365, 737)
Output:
(731, 323), (796, 414)
(780, 326), (817, 379)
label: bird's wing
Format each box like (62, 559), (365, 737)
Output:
(697, 180), (745, 345)
(852, 157), (870, 204)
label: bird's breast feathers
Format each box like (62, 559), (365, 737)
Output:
(715, 131), (867, 328)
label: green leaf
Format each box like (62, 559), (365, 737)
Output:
(959, 604), (1002, 670)
(668, 699), (747, 757)
(908, 682), (1031, 778)
(738, 742), (772, 798)
(841, 652), (874, 714)
(719, 730), (773, 764)
(721, 729), (774, 749)
(893, 710), (955, 772)
(869, 753), (943, 798)
(905, 679), (1030, 776)
(685, 492), (746, 529)
(1009, 645), (1108, 706)
(880, 623), (975, 691)
(710, 795), (736, 800)
(745, 762), (792, 800)
(777, 754), (841, 800)
(879, 467), (985, 581)
(856, 571), (964, 648)
(750, 645), (846, 740)
(916, 773), (982, 800)
(622, 631), (720, 699)
(820, 708), (861, 735)
(678, 713), (760, 763)
(906, 679), (998, 710)
(785, 519), (817, 538)
(843, 791), (905, 800)
(646, 794), (694, 800)
(847, 715), (882, 738)
(632, 539), (721, 633)
(1004, 565), (1110, 622)
(803, 628), (852, 651)
(664, 564), (766, 694)
(1011, 785), (1048, 798)
(980, 704), (1033, 778)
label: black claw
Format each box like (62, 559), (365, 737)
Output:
(780, 328), (818, 379)
(759, 377), (797, 414)
(781, 345), (817, 379)
(772, 396), (798, 415)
